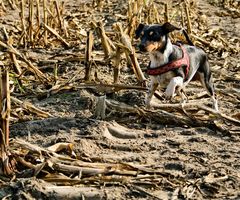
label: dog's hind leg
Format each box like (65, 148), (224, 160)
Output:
(145, 80), (159, 109)
(201, 73), (218, 111)
(198, 57), (218, 111)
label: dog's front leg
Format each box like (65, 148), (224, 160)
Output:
(145, 80), (159, 109)
(165, 76), (184, 99)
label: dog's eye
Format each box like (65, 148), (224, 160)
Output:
(149, 31), (154, 36)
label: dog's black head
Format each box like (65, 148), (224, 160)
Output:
(135, 22), (180, 52)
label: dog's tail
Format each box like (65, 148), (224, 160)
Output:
(181, 28), (194, 46)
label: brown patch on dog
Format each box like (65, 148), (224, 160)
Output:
(145, 41), (164, 52)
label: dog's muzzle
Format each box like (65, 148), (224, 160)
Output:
(138, 44), (146, 52)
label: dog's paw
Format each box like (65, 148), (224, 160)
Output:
(165, 88), (174, 100)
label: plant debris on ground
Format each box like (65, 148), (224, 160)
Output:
(0, 0), (239, 199)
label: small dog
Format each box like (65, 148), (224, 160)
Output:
(135, 22), (218, 111)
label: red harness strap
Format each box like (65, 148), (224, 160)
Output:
(147, 45), (190, 79)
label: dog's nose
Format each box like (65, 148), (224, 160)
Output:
(138, 44), (146, 52)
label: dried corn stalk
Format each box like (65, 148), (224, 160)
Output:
(92, 21), (115, 58)
(0, 67), (14, 175)
(113, 47), (121, 83)
(114, 23), (146, 85)
(184, 0), (192, 34)
(0, 40), (49, 82)
(43, 23), (70, 47)
(84, 31), (94, 81)
(126, 0), (144, 38)
(20, 0), (27, 46)
(1, 27), (22, 75)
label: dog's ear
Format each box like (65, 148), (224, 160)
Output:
(135, 23), (145, 39)
(162, 22), (180, 34)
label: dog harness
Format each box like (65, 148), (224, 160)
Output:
(147, 45), (190, 79)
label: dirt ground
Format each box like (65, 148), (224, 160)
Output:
(0, 0), (240, 199)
